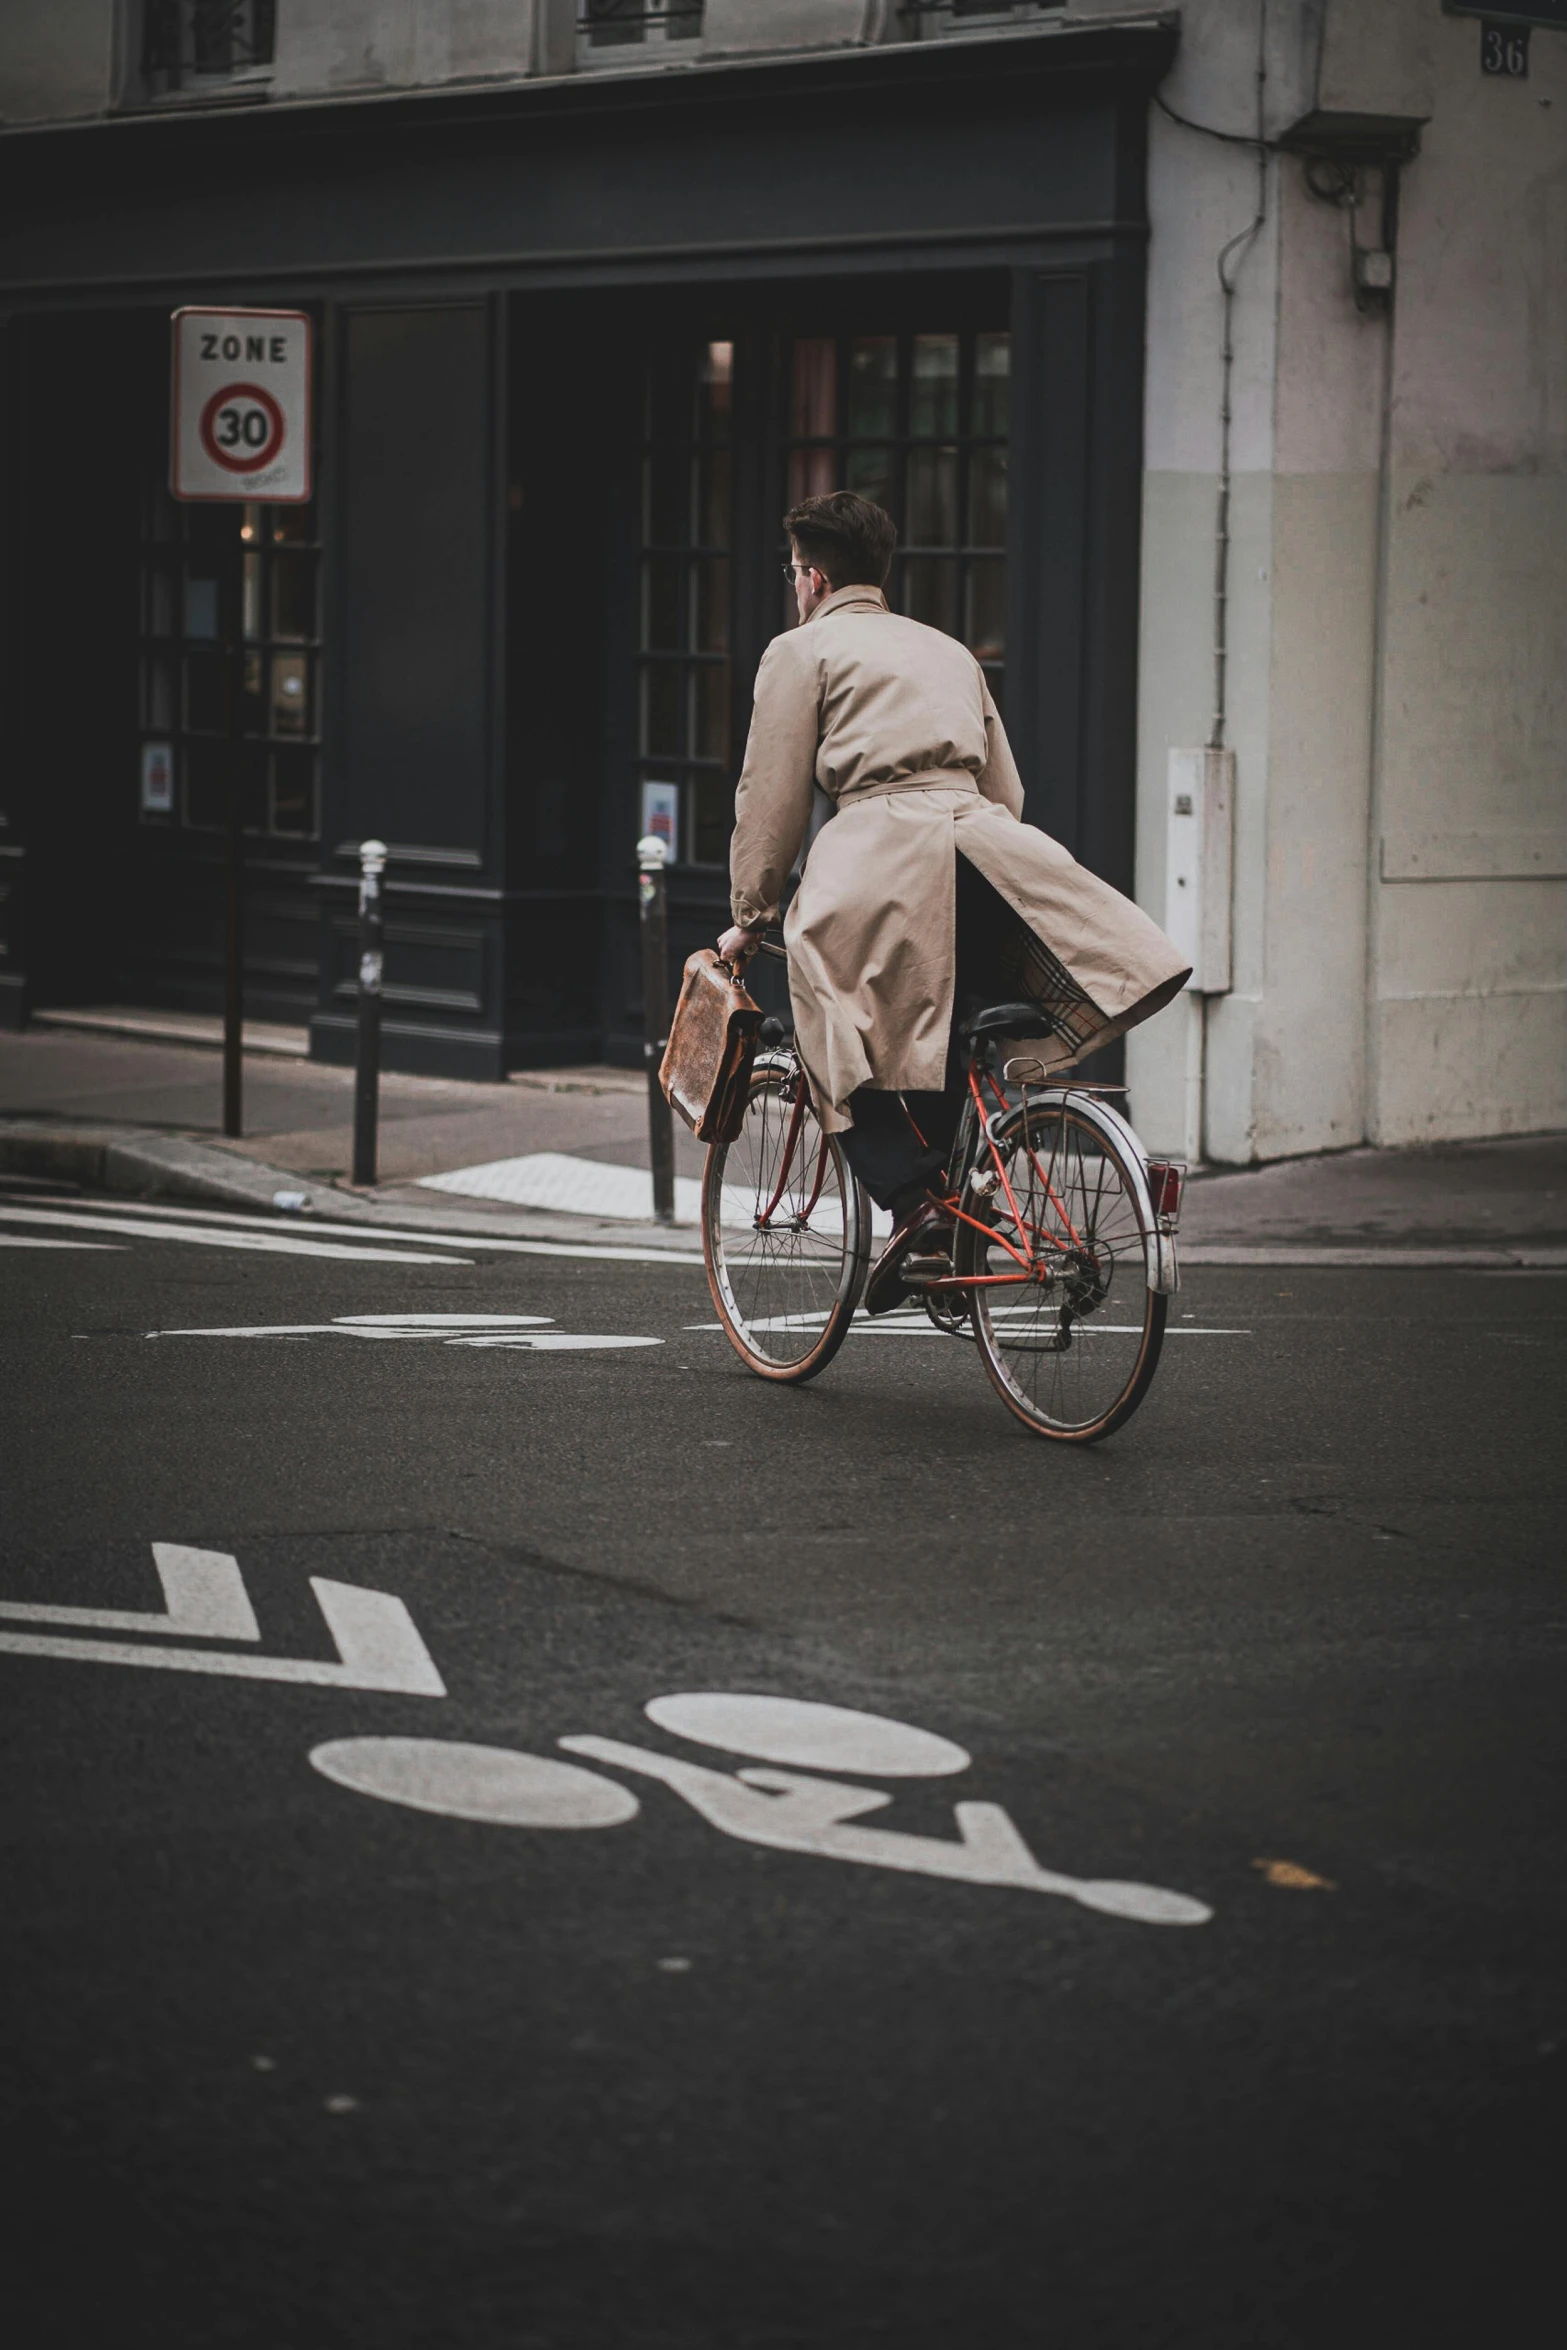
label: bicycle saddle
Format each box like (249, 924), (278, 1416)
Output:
(958, 1000), (1047, 1045)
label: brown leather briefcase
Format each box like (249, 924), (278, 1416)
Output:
(659, 949), (763, 1146)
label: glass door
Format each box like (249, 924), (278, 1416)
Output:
(627, 318), (1010, 878)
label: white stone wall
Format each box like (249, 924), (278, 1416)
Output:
(0, 0), (119, 124)
(1370, 12), (1567, 1144)
(1128, 0), (1567, 1162)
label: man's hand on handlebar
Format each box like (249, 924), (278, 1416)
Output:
(717, 925), (760, 967)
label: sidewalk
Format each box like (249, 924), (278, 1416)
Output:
(2, 1016), (1564, 1266)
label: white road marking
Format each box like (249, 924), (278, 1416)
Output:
(644, 1692), (970, 1777)
(422, 1152), (705, 1223)
(0, 1559), (445, 1695)
(142, 1313), (663, 1352)
(683, 1316), (1252, 1337)
(0, 1542), (259, 1640)
(3, 1190), (705, 1268)
(309, 1696), (1212, 1926)
(312, 1738), (640, 1828)
(445, 1334), (662, 1351)
(562, 1734), (1211, 1924)
(420, 1152), (893, 1239)
(0, 1204), (468, 1265)
(0, 1234), (123, 1249)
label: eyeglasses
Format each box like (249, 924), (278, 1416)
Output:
(781, 561), (818, 586)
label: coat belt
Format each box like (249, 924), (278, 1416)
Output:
(835, 771), (982, 806)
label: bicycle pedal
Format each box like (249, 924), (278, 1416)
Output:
(901, 1253), (953, 1286)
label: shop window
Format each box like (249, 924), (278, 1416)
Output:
(899, 2), (1065, 30)
(784, 327), (1009, 706)
(635, 339), (733, 868)
(581, 1), (702, 54)
(138, 487), (322, 838)
(139, 2), (277, 94)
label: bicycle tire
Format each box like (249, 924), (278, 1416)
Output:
(703, 1057), (871, 1383)
(954, 1095), (1166, 1442)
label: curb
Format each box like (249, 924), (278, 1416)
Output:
(1180, 1243), (1567, 1271)
(0, 1121), (707, 1257)
(3, 1119), (1564, 1271)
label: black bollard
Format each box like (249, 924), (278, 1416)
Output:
(637, 833), (676, 1225)
(352, 838), (387, 1188)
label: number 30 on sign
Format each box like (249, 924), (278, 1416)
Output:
(171, 307), (312, 504)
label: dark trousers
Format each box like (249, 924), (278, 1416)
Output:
(838, 857), (1017, 1223)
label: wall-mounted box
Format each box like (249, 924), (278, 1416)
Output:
(1165, 747), (1234, 994)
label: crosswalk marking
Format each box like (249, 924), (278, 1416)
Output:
(0, 1234), (122, 1250)
(1, 1190), (705, 1268)
(0, 1203), (468, 1265)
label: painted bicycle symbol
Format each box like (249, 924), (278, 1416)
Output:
(312, 1693), (1213, 1928)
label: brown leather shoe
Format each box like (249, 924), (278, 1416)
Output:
(865, 1200), (953, 1317)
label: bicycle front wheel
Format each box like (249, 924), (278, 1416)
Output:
(954, 1097), (1165, 1442)
(703, 1058), (871, 1382)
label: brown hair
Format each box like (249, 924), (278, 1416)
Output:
(783, 491), (897, 591)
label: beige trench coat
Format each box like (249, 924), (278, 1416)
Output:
(730, 586), (1190, 1133)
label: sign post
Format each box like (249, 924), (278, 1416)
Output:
(171, 306), (313, 1138)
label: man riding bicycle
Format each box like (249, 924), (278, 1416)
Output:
(717, 491), (1188, 1318)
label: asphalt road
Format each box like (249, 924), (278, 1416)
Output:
(2, 1177), (1564, 2348)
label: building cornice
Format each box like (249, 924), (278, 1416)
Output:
(0, 16), (1179, 153)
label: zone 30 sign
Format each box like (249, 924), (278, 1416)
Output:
(171, 306), (312, 503)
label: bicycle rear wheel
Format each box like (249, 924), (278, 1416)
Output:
(703, 1058), (871, 1382)
(954, 1095), (1165, 1442)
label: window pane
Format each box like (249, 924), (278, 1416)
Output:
(185, 652), (227, 732)
(271, 502), (315, 545)
(144, 484), (177, 543)
(270, 748), (317, 836)
(643, 556), (682, 652)
(968, 445), (1007, 548)
(272, 551), (316, 640)
(973, 332), (1010, 439)
(641, 663), (682, 755)
(184, 576), (221, 639)
(691, 770), (731, 867)
(143, 657), (176, 730)
(697, 446), (730, 547)
(790, 338), (837, 440)
(847, 337), (897, 439)
(910, 334), (958, 439)
(586, 0), (643, 45)
(906, 446), (957, 547)
(144, 564), (176, 637)
(271, 651), (310, 737)
(845, 443), (893, 512)
(693, 663), (730, 762)
(904, 557), (959, 639)
(240, 647), (266, 734)
(646, 449), (689, 546)
(700, 341), (733, 438)
(693, 557), (729, 653)
(967, 559), (1005, 661)
(185, 740), (227, 828)
(242, 552), (263, 641)
(185, 741), (264, 829)
(788, 445), (837, 505)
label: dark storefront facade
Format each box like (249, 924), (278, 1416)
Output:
(0, 21), (1173, 1077)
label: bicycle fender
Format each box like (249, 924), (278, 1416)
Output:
(1056, 1090), (1180, 1297)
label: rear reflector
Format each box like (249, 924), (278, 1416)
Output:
(1147, 1161), (1184, 1221)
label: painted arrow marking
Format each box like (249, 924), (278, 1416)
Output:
(0, 1548), (445, 1696)
(0, 1543), (261, 1640)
